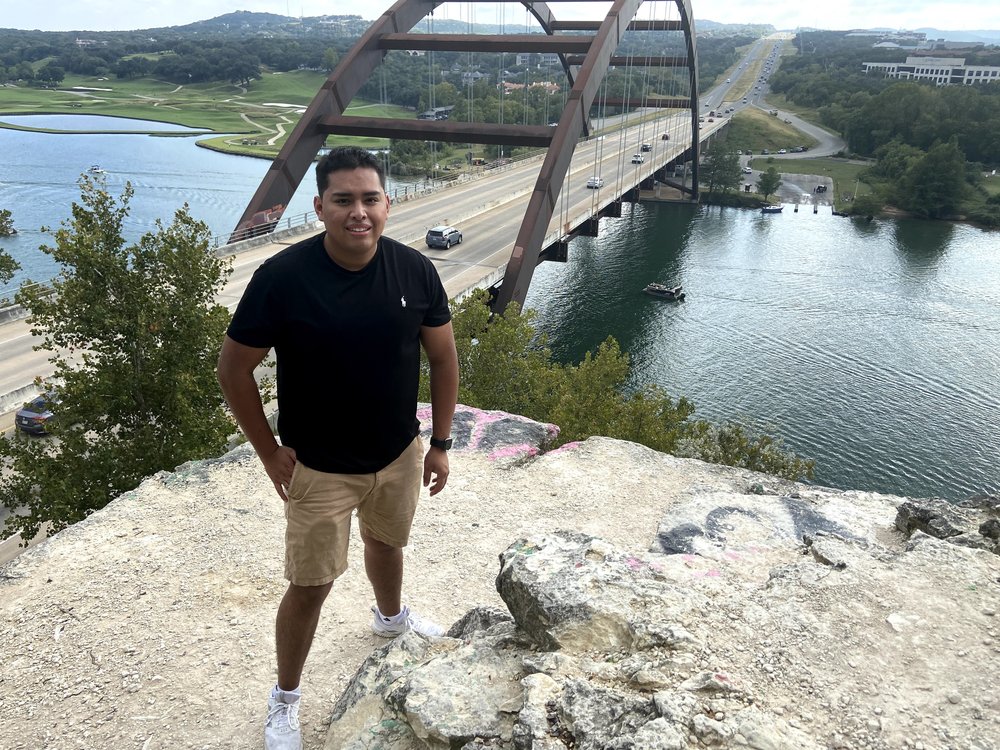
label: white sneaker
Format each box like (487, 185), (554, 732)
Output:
(371, 604), (445, 638)
(265, 693), (301, 750)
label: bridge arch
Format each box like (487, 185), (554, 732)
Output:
(232, 0), (700, 313)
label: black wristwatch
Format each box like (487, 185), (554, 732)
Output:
(429, 436), (453, 451)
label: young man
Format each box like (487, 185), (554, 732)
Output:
(217, 146), (459, 750)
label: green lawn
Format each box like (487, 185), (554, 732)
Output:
(724, 107), (820, 153)
(0, 70), (415, 156)
(761, 156), (874, 202)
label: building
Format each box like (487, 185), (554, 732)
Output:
(862, 56), (1000, 86)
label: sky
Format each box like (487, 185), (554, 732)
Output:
(4, 0), (999, 34)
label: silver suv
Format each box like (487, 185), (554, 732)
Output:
(425, 225), (463, 249)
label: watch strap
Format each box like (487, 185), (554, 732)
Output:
(429, 436), (453, 451)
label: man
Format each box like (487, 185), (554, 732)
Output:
(217, 146), (459, 750)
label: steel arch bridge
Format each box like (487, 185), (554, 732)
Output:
(232, 0), (700, 313)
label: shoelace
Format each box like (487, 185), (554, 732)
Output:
(267, 700), (300, 731)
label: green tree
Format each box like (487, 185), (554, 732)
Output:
(421, 290), (814, 481)
(757, 167), (782, 202)
(0, 248), (17, 288)
(36, 62), (65, 85)
(850, 192), (885, 217)
(899, 140), (969, 219)
(0, 178), (234, 543)
(702, 147), (742, 195)
(0, 208), (15, 237)
(322, 47), (339, 73)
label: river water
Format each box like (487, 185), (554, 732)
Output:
(2, 116), (998, 502)
(525, 202), (1000, 502)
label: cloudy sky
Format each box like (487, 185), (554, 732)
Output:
(5, 1), (998, 33)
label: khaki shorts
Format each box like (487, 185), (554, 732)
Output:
(283, 437), (423, 587)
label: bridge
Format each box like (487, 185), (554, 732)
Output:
(231, 0), (720, 313)
(0, 0), (744, 422)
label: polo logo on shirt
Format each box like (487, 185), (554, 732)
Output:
(401, 296), (407, 308)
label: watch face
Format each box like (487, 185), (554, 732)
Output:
(431, 437), (452, 450)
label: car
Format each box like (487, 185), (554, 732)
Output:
(762, 149), (770, 155)
(425, 225), (463, 249)
(586, 177), (604, 189)
(737, 150), (742, 155)
(777, 149), (787, 154)
(15, 392), (59, 435)
(745, 149), (753, 156)
(631, 154), (645, 164)
(641, 143), (652, 152)
(707, 118), (714, 123)
(743, 166), (753, 174)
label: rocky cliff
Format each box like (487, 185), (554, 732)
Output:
(1, 405), (997, 750)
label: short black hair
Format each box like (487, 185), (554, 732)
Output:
(315, 146), (386, 196)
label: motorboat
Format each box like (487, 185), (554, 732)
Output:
(643, 282), (685, 301)
(761, 204), (783, 213)
(88, 165), (107, 174)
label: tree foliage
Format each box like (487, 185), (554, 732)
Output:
(0, 249), (17, 287)
(757, 167), (782, 201)
(0, 178), (234, 543)
(421, 290), (814, 481)
(702, 144), (742, 196)
(0, 208), (15, 238)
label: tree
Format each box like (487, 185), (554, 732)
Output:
(757, 167), (782, 202)
(899, 140), (969, 218)
(322, 47), (339, 73)
(0, 247), (17, 289)
(0, 208), (15, 237)
(36, 62), (65, 85)
(420, 290), (814, 481)
(0, 209), (18, 293)
(0, 178), (234, 544)
(702, 147), (742, 195)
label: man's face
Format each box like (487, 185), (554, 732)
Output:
(313, 167), (389, 269)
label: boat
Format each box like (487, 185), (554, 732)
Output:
(643, 282), (685, 301)
(761, 204), (783, 213)
(88, 165), (107, 174)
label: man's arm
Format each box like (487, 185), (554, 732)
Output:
(420, 321), (459, 496)
(217, 335), (296, 501)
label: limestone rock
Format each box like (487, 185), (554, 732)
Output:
(495, 531), (703, 653)
(2, 409), (998, 750)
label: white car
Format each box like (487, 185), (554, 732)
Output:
(586, 177), (604, 189)
(743, 167), (753, 174)
(631, 154), (645, 164)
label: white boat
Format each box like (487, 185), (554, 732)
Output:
(88, 165), (107, 174)
(643, 283), (685, 301)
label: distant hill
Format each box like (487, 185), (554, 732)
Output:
(914, 28), (1000, 44)
(147, 12), (767, 37)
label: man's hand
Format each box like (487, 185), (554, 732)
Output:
(423, 447), (450, 496)
(263, 445), (298, 502)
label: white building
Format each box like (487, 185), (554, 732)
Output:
(862, 56), (1000, 86)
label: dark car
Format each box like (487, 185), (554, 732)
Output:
(640, 143), (652, 152)
(425, 225), (463, 249)
(15, 392), (59, 435)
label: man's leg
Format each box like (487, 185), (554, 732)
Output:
(275, 581), (333, 689)
(361, 533), (402, 617)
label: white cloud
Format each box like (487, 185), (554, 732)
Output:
(5, 1), (999, 33)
